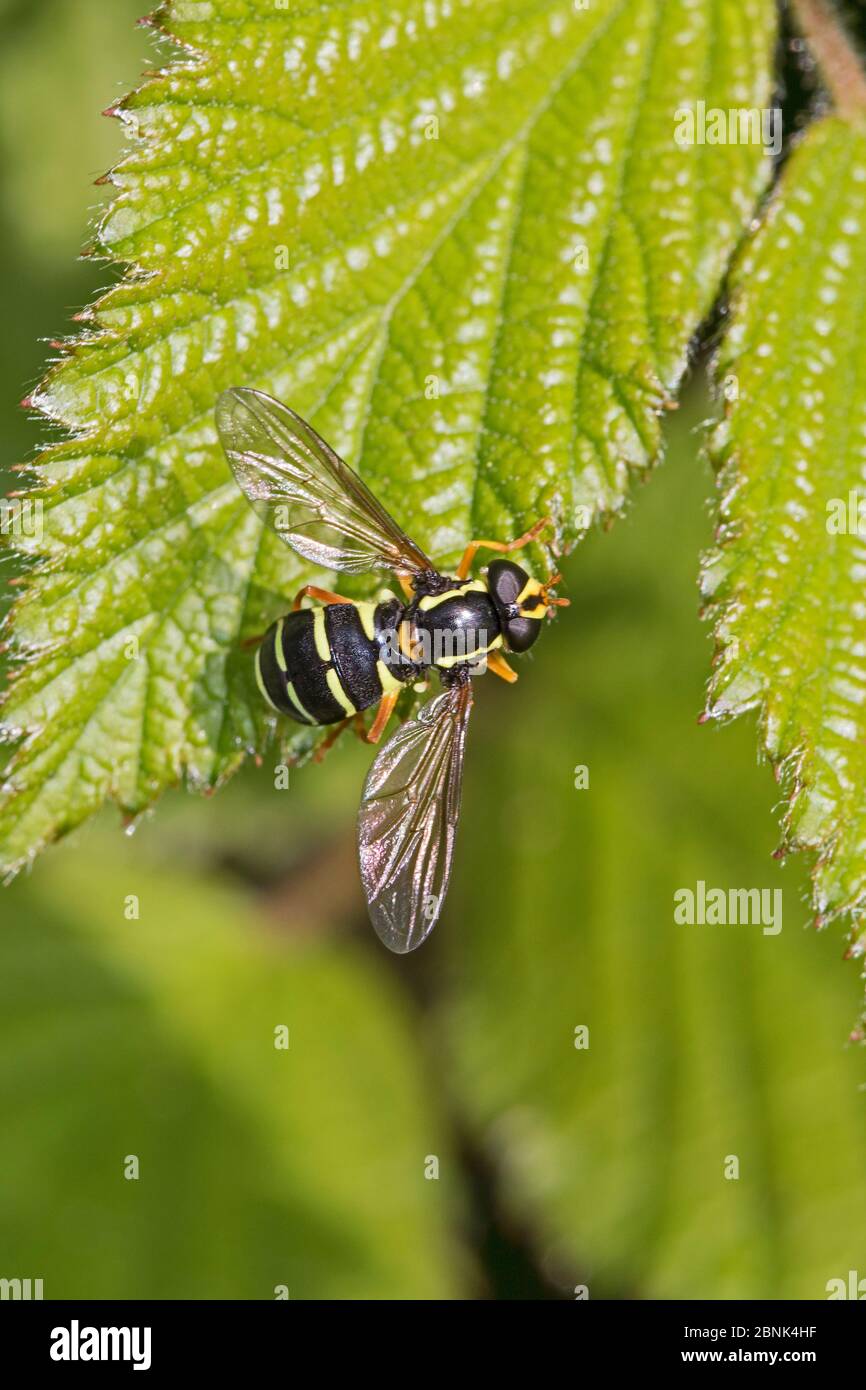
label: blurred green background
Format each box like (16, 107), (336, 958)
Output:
(1, 0), (865, 1301)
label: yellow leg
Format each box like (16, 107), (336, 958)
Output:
(456, 516), (553, 580)
(292, 584), (353, 611)
(397, 573), (414, 600)
(366, 689), (400, 744)
(487, 651), (518, 684)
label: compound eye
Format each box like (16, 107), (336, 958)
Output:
(504, 615), (542, 653)
(487, 559), (526, 607)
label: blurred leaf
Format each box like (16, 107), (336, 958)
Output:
(0, 0), (776, 873)
(443, 396), (866, 1298)
(702, 118), (866, 961)
(0, 841), (463, 1298)
(0, 0), (146, 265)
(115, 737), (373, 886)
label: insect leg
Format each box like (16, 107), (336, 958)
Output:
(292, 584), (354, 611)
(487, 651), (518, 684)
(455, 516), (553, 580)
(312, 718), (351, 763)
(311, 713), (370, 763)
(366, 689), (400, 744)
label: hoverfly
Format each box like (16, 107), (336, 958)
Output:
(216, 388), (568, 953)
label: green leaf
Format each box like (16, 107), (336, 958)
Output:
(0, 838), (462, 1298)
(0, 0), (775, 871)
(702, 117), (866, 957)
(444, 398), (866, 1298)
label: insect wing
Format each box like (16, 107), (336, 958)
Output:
(358, 683), (473, 953)
(215, 387), (434, 576)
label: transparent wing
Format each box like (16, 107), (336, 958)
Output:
(358, 682), (473, 953)
(215, 386), (434, 576)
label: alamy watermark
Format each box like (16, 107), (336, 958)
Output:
(674, 880), (782, 936)
(826, 1270), (866, 1299)
(826, 491), (866, 535)
(0, 1276), (43, 1299)
(378, 627), (491, 671)
(674, 101), (782, 157)
(0, 497), (43, 541)
(50, 1321), (151, 1371)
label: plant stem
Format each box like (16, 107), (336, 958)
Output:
(790, 0), (866, 119)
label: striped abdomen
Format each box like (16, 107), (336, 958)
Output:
(255, 597), (409, 726)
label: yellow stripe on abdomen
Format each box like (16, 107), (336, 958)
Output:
(356, 602), (379, 641)
(312, 608), (331, 662)
(285, 680), (316, 723)
(376, 660), (405, 695)
(255, 647), (283, 713)
(326, 667), (357, 717)
(274, 618), (287, 672)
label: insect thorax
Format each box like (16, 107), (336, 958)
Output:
(407, 578), (503, 671)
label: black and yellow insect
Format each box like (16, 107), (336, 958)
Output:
(216, 387), (568, 953)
